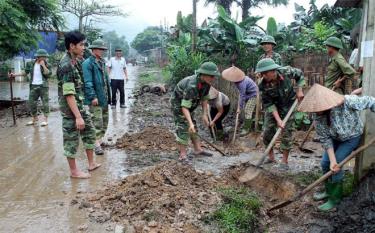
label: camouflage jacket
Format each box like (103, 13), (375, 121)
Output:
(57, 52), (86, 118)
(170, 74), (210, 113)
(259, 52), (283, 66)
(259, 66), (305, 116)
(325, 52), (355, 90)
(25, 60), (52, 88)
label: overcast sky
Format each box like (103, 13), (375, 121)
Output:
(73, 0), (337, 42)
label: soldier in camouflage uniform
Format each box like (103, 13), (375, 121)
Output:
(170, 62), (220, 163)
(259, 35), (283, 66)
(83, 39), (111, 155)
(324, 37), (356, 94)
(9, 49), (51, 126)
(57, 31), (101, 179)
(256, 58), (305, 170)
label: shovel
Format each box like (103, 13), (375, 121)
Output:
(232, 95), (241, 144)
(239, 99), (299, 182)
(194, 133), (227, 156)
(298, 123), (315, 153)
(268, 136), (375, 213)
(207, 106), (217, 142)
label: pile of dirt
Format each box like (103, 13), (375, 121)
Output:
(76, 161), (230, 232)
(330, 170), (375, 232)
(116, 126), (178, 152)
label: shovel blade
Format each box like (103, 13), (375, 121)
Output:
(239, 166), (261, 183)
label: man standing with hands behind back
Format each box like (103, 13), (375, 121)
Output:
(108, 47), (128, 109)
(83, 39), (111, 156)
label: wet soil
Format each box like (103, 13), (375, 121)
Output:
(116, 126), (178, 152)
(2, 66), (369, 233)
(76, 161), (233, 232)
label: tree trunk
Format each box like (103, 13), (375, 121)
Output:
(241, 0), (251, 21)
(79, 16), (84, 32)
(192, 0), (197, 52)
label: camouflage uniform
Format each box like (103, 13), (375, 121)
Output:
(259, 66), (305, 151)
(259, 52), (283, 66)
(25, 61), (51, 117)
(83, 56), (111, 140)
(170, 75), (210, 145)
(325, 52), (356, 94)
(57, 52), (96, 158)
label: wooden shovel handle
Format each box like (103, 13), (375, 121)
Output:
(268, 136), (375, 212)
(232, 95), (241, 144)
(256, 99), (299, 167)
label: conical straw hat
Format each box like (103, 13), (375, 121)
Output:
(298, 84), (345, 112)
(222, 66), (245, 82)
(208, 87), (219, 100)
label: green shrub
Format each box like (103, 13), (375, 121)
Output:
(166, 46), (207, 87)
(211, 187), (261, 233)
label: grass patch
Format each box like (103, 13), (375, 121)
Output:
(209, 187), (261, 233)
(290, 171), (354, 197)
(138, 72), (157, 85)
(291, 171), (321, 187)
(138, 68), (170, 86)
(343, 172), (354, 197)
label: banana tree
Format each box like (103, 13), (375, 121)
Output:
(198, 5), (262, 66)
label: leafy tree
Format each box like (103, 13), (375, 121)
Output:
(237, 0), (288, 21)
(205, 0), (236, 15)
(0, 0), (63, 60)
(198, 6), (263, 69)
(102, 31), (130, 57)
(59, 0), (126, 32)
(131, 26), (165, 53)
(85, 27), (103, 44)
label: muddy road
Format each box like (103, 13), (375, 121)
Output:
(0, 66), (138, 233)
(1, 65), (368, 233)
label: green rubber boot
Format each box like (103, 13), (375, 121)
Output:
(313, 181), (331, 201)
(240, 119), (252, 137)
(318, 181), (343, 212)
(216, 130), (224, 141)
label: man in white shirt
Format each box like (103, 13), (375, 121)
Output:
(108, 48), (128, 108)
(9, 49), (51, 126)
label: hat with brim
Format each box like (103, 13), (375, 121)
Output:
(255, 58), (281, 73)
(115, 48), (122, 51)
(208, 87), (219, 100)
(89, 39), (108, 50)
(298, 84), (345, 113)
(324, 36), (343, 50)
(222, 66), (245, 82)
(34, 49), (49, 57)
(196, 62), (221, 77)
(260, 35), (277, 46)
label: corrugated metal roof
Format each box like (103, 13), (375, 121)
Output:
(334, 0), (361, 8)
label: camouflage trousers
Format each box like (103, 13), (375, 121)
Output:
(172, 109), (198, 146)
(263, 112), (294, 151)
(89, 105), (109, 140)
(62, 110), (96, 158)
(244, 97), (257, 119)
(29, 85), (49, 117)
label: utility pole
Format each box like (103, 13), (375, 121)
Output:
(192, 0), (197, 52)
(355, 0), (375, 180)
